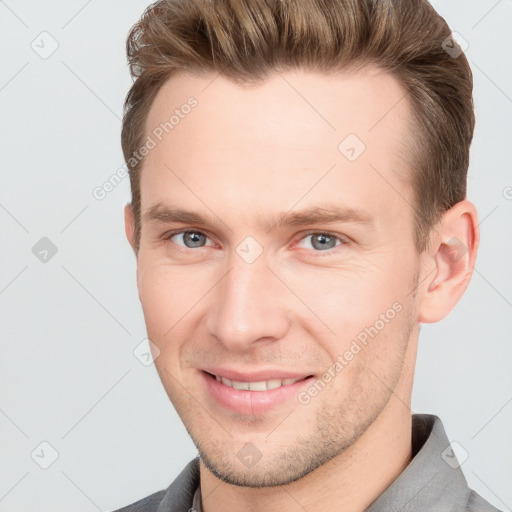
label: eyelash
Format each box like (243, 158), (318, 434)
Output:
(161, 229), (348, 257)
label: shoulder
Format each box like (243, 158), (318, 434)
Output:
(109, 489), (167, 512)
(109, 457), (200, 512)
(465, 489), (503, 512)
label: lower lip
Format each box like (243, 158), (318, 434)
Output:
(201, 371), (314, 415)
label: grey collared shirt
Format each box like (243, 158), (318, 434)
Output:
(113, 415), (501, 511)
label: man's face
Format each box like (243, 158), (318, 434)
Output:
(130, 68), (424, 486)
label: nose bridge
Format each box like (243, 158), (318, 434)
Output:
(206, 248), (290, 350)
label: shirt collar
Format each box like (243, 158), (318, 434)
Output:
(367, 414), (470, 511)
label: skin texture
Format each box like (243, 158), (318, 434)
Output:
(124, 67), (479, 512)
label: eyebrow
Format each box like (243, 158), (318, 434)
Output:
(143, 202), (374, 232)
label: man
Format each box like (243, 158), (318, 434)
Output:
(114, 0), (500, 510)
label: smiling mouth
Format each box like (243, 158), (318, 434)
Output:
(204, 371), (313, 391)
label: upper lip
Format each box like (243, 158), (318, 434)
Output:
(202, 367), (313, 382)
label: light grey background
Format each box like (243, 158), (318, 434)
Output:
(1, 1), (511, 511)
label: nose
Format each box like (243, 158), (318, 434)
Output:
(205, 252), (291, 352)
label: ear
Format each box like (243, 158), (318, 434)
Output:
(124, 203), (137, 254)
(418, 199), (479, 324)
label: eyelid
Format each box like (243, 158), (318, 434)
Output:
(295, 229), (348, 242)
(163, 228), (348, 255)
(162, 228), (216, 249)
(292, 230), (348, 255)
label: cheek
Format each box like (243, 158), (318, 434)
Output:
(137, 261), (203, 339)
(315, 299), (414, 409)
(289, 261), (410, 331)
(137, 245), (418, 345)
(288, 255), (416, 366)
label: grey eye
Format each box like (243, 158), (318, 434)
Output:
(172, 231), (208, 248)
(298, 233), (342, 251)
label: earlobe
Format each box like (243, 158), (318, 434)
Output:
(124, 203), (136, 252)
(418, 200), (479, 324)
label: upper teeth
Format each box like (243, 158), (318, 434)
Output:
(215, 375), (302, 391)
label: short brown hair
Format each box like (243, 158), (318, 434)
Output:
(121, 0), (474, 252)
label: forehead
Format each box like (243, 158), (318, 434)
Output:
(141, 67), (414, 230)
(145, 66), (412, 152)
